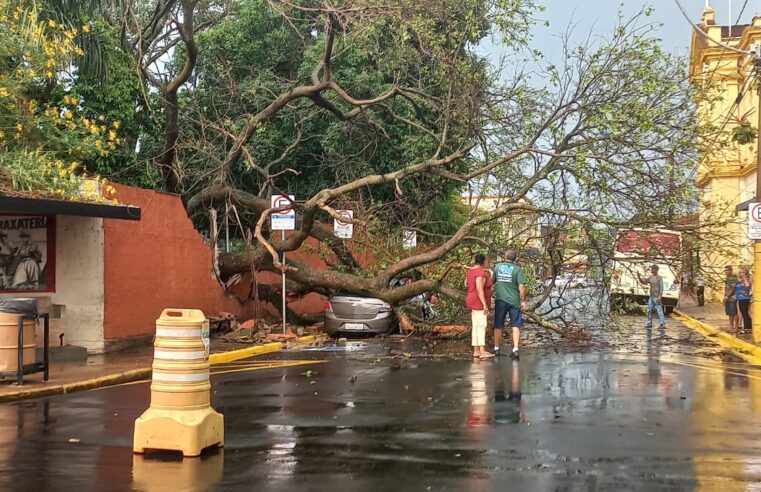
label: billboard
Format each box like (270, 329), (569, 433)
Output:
(0, 215), (55, 292)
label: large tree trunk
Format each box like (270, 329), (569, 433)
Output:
(159, 91), (181, 194)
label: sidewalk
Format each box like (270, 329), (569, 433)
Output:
(0, 335), (321, 403)
(674, 295), (761, 365)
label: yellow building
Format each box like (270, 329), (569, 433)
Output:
(689, 7), (761, 299)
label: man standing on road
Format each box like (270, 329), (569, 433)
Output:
(637, 265), (665, 330)
(696, 273), (705, 307)
(492, 250), (527, 359)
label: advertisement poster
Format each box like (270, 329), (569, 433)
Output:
(0, 215), (55, 292)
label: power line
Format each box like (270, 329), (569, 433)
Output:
(679, 0), (749, 102)
(736, 0), (750, 25)
(673, 0), (757, 161)
(673, 0), (753, 55)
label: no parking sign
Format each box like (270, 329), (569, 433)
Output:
(749, 202), (761, 240)
(271, 194), (295, 231)
(333, 210), (353, 239)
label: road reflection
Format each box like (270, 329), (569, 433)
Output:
(132, 449), (223, 491)
(690, 359), (761, 491)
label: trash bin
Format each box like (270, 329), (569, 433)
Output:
(0, 299), (37, 372)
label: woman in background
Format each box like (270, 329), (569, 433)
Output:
(737, 270), (752, 334)
(466, 253), (494, 359)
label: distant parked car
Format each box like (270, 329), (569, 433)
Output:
(324, 294), (396, 336)
(545, 273), (587, 289)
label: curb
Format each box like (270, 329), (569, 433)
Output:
(672, 310), (761, 366)
(0, 335), (320, 404)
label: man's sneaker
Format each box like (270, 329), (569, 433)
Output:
(493, 347), (500, 357)
(510, 348), (520, 360)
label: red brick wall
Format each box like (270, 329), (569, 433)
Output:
(231, 234), (376, 319)
(102, 185), (245, 340)
(102, 186), (377, 339)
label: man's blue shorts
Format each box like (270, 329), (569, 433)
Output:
(494, 299), (524, 328)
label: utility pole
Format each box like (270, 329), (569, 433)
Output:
(754, 58), (761, 342)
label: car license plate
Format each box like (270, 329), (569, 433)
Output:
(344, 323), (365, 331)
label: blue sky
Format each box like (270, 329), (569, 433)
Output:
(501, 1), (760, 59)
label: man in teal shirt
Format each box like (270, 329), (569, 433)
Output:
(492, 250), (527, 359)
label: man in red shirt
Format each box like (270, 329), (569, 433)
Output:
(466, 253), (494, 359)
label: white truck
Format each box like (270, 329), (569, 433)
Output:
(609, 228), (681, 314)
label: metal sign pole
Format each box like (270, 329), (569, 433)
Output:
(224, 202), (230, 253)
(281, 229), (286, 335)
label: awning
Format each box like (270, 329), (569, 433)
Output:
(0, 194), (141, 220)
(736, 197), (756, 213)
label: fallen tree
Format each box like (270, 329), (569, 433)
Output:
(71, 1), (724, 330)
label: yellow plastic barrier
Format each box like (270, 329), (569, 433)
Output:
(133, 309), (224, 457)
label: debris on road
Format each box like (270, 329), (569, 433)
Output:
(431, 325), (468, 334)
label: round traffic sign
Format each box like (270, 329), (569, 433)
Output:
(273, 195), (293, 213)
(336, 211), (352, 226)
(752, 202), (761, 223)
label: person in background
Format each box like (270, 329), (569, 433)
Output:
(737, 269), (752, 334)
(492, 250), (527, 359)
(637, 265), (665, 330)
(742, 267), (753, 291)
(466, 253), (494, 359)
(681, 271), (697, 301)
(724, 266), (739, 333)
(696, 273), (705, 307)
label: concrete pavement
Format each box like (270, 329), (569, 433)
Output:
(0, 337), (320, 403)
(676, 296), (761, 365)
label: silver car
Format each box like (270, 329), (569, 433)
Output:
(324, 294), (396, 336)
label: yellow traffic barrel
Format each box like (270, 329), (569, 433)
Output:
(150, 309), (211, 409)
(133, 309), (224, 457)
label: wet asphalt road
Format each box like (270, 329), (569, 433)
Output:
(1, 317), (761, 491)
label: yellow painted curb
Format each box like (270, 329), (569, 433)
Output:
(672, 310), (761, 366)
(0, 335), (321, 403)
(208, 342), (283, 364)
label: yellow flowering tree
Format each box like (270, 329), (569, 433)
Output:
(0, 0), (118, 202)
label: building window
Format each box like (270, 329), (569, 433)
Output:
(0, 215), (56, 293)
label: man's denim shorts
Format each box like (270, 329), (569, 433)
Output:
(494, 299), (524, 328)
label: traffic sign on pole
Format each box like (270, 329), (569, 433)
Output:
(749, 202), (761, 239)
(271, 195), (295, 231)
(270, 194), (294, 334)
(333, 210), (353, 239)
